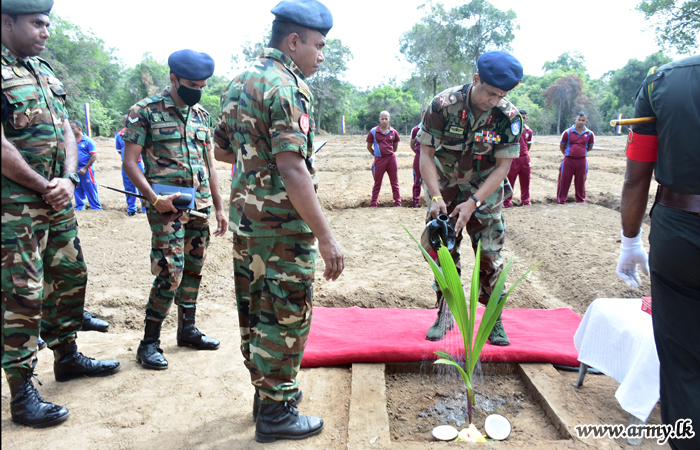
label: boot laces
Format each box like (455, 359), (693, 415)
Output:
(283, 402), (299, 416)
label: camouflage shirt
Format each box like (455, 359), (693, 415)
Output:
(215, 48), (316, 237)
(1, 44), (68, 203)
(416, 83), (522, 214)
(122, 89), (213, 210)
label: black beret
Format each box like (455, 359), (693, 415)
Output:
(2, 0), (53, 15)
(519, 109), (528, 115)
(271, 0), (333, 36)
(477, 51), (523, 92)
(167, 50), (215, 81)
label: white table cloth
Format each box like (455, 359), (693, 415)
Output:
(574, 298), (660, 422)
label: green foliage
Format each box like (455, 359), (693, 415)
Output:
(308, 38), (352, 133)
(358, 84), (422, 133)
(400, 0), (518, 98)
(637, 0), (700, 54)
(403, 225), (539, 425)
(542, 51), (587, 76)
(44, 14), (122, 136)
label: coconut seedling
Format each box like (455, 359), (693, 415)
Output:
(404, 225), (539, 426)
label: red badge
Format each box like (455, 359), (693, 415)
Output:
(300, 114), (310, 134)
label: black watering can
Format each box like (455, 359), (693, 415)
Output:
(426, 214), (456, 252)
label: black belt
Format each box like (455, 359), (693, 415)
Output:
(656, 185), (700, 215)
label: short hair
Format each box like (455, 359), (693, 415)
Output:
(269, 20), (308, 48)
(70, 120), (83, 130)
(379, 110), (390, 118)
(6, 14), (19, 22)
(577, 111), (588, 118)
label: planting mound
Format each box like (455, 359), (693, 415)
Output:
(302, 306), (582, 367)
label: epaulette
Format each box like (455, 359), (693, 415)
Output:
(435, 86), (465, 108)
(645, 66), (664, 115)
(496, 98), (521, 122)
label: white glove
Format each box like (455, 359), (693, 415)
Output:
(616, 229), (650, 289)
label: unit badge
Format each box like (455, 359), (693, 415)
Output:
(511, 121), (521, 136)
(300, 114), (310, 134)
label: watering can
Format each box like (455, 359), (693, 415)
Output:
(424, 213), (456, 252)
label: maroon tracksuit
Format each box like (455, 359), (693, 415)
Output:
(557, 126), (594, 203)
(410, 125), (422, 207)
(367, 126), (401, 207)
(504, 125), (532, 207)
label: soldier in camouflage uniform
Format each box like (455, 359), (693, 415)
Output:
(417, 51), (524, 345)
(1, 0), (120, 428)
(122, 50), (227, 371)
(214, 0), (344, 443)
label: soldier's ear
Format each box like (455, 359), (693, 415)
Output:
(287, 33), (300, 52)
(1, 14), (15, 32)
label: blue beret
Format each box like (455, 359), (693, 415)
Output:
(271, 0), (333, 36)
(167, 50), (215, 81)
(2, 0), (53, 15)
(477, 51), (523, 91)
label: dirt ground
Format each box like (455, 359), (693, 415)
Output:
(1, 134), (665, 449)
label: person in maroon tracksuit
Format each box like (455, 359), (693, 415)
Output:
(367, 111), (401, 207)
(410, 123), (422, 207)
(557, 112), (594, 203)
(504, 109), (533, 207)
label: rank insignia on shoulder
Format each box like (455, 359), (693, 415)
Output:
(299, 86), (311, 102)
(300, 114), (310, 134)
(511, 121), (521, 136)
(473, 131), (501, 144)
(128, 116), (139, 123)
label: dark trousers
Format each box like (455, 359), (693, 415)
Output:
(649, 204), (700, 450)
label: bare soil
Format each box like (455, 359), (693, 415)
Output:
(1, 134), (666, 449)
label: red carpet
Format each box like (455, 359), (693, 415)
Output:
(301, 307), (582, 368)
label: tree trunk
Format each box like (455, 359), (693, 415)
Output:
(557, 99), (562, 135)
(316, 97), (323, 133)
(433, 77), (437, 97)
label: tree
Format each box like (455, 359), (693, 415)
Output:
(120, 53), (170, 114)
(542, 52), (587, 75)
(360, 84), (421, 133)
(44, 14), (122, 135)
(400, 0), (518, 97)
(308, 38), (352, 133)
(637, 0), (700, 54)
(544, 75), (586, 134)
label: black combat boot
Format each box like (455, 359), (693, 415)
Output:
(53, 340), (121, 382)
(8, 374), (70, 428)
(176, 305), (220, 350)
(253, 388), (303, 421)
(425, 293), (454, 341)
(38, 336), (47, 351)
(82, 310), (110, 332)
(136, 319), (168, 370)
(255, 400), (324, 443)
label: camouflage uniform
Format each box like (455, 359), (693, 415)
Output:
(417, 83), (522, 304)
(215, 48), (317, 404)
(122, 90), (213, 321)
(1, 44), (86, 379)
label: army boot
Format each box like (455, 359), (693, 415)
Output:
(176, 305), (220, 350)
(488, 314), (510, 346)
(253, 388), (303, 421)
(53, 340), (121, 382)
(255, 400), (324, 443)
(82, 310), (110, 332)
(37, 335), (47, 351)
(425, 293), (454, 341)
(137, 319), (168, 370)
(8, 373), (70, 428)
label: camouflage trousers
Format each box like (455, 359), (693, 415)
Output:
(233, 233), (317, 404)
(1, 201), (86, 380)
(428, 195), (506, 306)
(145, 207), (210, 321)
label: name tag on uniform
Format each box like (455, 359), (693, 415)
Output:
(448, 126), (465, 135)
(152, 121), (178, 129)
(2, 78), (33, 88)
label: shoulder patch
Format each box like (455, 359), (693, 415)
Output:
(511, 121), (521, 135)
(497, 98), (520, 121)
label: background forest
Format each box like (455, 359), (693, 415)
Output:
(42, 0), (698, 137)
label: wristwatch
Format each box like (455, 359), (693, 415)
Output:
(63, 173), (80, 187)
(470, 195), (482, 208)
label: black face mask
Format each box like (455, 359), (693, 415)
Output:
(176, 80), (202, 107)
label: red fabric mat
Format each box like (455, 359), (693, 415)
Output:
(301, 307), (582, 367)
